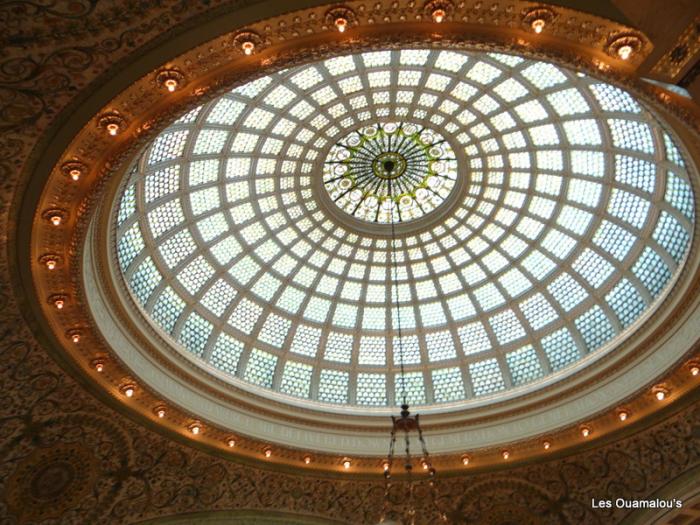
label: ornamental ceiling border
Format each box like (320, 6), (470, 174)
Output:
(16, 0), (700, 474)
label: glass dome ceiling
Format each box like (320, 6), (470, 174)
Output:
(115, 48), (695, 410)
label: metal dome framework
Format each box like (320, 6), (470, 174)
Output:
(114, 48), (695, 411)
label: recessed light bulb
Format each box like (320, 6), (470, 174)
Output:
(432, 8), (446, 23)
(157, 408), (166, 418)
(581, 427), (590, 437)
(46, 259), (57, 270)
(164, 78), (178, 92)
(543, 441), (551, 450)
(343, 459), (351, 469)
(95, 362), (104, 373)
(106, 123), (119, 136)
(335, 17), (347, 32)
(690, 366), (699, 376)
(69, 169), (81, 181)
(531, 19), (545, 33)
(618, 411), (628, 422)
(304, 455), (312, 464)
(71, 333), (80, 343)
(54, 299), (64, 309)
(124, 386), (134, 398)
(618, 45), (633, 60)
(50, 215), (62, 226)
(655, 390), (666, 401)
(502, 450), (510, 460)
(227, 439), (236, 447)
(242, 41), (254, 55)
(264, 448), (272, 457)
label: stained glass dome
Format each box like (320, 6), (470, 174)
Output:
(323, 121), (458, 224)
(114, 48), (695, 410)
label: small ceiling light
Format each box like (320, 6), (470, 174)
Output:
(618, 410), (629, 422)
(423, 1), (452, 23)
(531, 18), (545, 33)
(617, 45), (633, 60)
(653, 386), (669, 401)
(92, 359), (105, 373)
(156, 68), (185, 93)
(580, 426), (591, 438)
(71, 333), (80, 343)
(43, 208), (67, 226)
(122, 384), (135, 398)
(264, 447), (272, 458)
(501, 450), (510, 460)
(67, 330), (82, 343)
(61, 160), (87, 182)
(334, 16), (348, 32)
(689, 363), (699, 376)
(227, 438), (236, 448)
(304, 455), (312, 464)
(523, 7), (555, 36)
(432, 8), (446, 23)
(156, 407), (166, 418)
(342, 459), (351, 469)
(607, 34), (643, 62)
(97, 111), (127, 137)
(421, 459), (429, 470)
(461, 455), (470, 465)
(543, 440), (551, 450)
(382, 461), (390, 471)
(241, 41), (255, 55)
(41, 255), (59, 270)
(50, 295), (66, 310)
(189, 422), (202, 435)
(326, 7), (356, 33)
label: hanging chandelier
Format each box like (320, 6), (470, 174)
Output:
(379, 129), (448, 524)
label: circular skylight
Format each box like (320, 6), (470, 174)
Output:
(323, 121), (457, 224)
(114, 49), (695, 410)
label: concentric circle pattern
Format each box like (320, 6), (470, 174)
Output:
(115, 49), (695, 410)
(323, 121), (457, 224)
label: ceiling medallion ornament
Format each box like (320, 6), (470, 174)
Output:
(323, 122), (457, 224)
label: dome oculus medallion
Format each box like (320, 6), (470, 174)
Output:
(323, 121), (457, 224)
(113, 48), (695, 412)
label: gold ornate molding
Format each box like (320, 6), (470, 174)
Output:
(650, 15), (700, 82)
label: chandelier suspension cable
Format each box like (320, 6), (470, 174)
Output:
(387, 141), (407, 407)
(380, 123), (446, 525)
